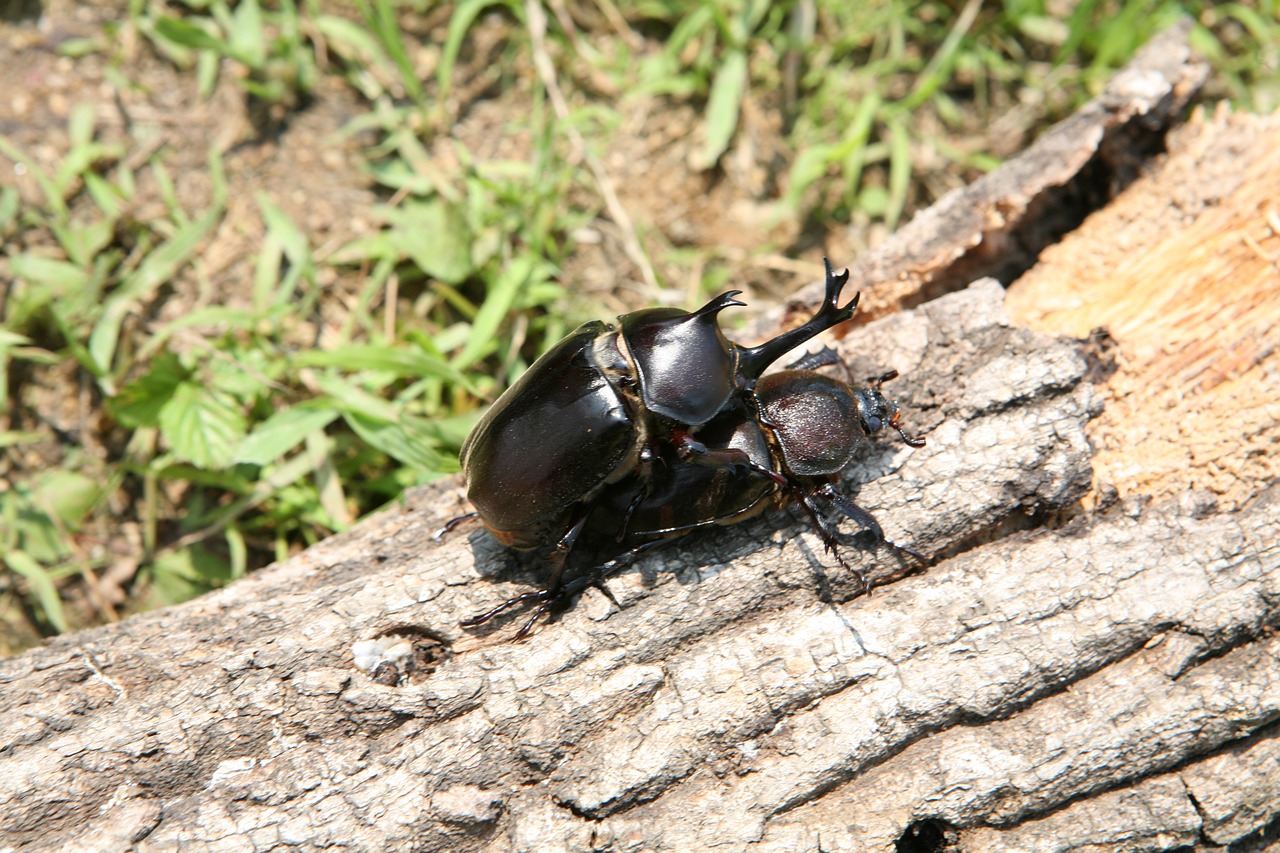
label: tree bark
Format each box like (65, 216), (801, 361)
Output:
(3, 21), (1277, 853)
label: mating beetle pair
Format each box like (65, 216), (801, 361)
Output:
(449, 259), (925, 636)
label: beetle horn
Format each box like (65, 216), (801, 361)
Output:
(694, 290), (747, 317)
(736, 258), (860, 383)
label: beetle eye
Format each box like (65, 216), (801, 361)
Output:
(865, 415), (883, 432)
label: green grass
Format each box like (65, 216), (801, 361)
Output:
(1, 0), (1276, 650)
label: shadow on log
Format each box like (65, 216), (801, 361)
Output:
(2, 19), (1278, 853)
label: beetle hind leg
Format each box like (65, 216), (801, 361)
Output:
(461, 534), (661, 640)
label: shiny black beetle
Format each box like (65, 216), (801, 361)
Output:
(448, 259), (924, 636)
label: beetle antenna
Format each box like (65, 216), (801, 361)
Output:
(870, 370), (926, 448)
(736, 258), (860, 384)
(889, 410), (926, 448)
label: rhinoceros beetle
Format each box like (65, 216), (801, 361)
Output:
(445, 259), (925, 637)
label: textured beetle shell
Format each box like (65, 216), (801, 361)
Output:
(757, 371), (864, 477)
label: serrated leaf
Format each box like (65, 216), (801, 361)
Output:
(110, 351), (189, 428)
(234, 405), (340, 466)
(158, 382), (247, 469)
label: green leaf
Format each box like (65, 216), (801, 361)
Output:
(0, 431), (45, 447)
(343, 410), (448, 470)
(309, 373), (401, 422)
(0, 186), (18, 230)
(8, 254), (90, 292)
(384, 199), (474, 283)
(5, 550), (67, 632)
(153, 16), (227, 53)
(255, 192), (312, 308)
(439, 0), (508, 105)
(110, 352), (189, 428)
(234, 405), (340, 466)
(228, 0), (267, 67)
(455, 253), (534, 369)
(88, 160), (225, 379)
(31, 470), (103, 531)
(886, 116), (911, 230)
(149, 546), (233, 605)
(695, 48), (748, 170)
(296, 343), (472, 388)
(158, 382), (248, 469)
(784, 143), (835, 210)
(360, 0), (425, 105)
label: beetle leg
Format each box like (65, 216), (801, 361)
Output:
(467, 541), (663, 639)
(433, 511), (479, 542)
(793, 487), (871, 595)
(541, 541), (665, 614)
(786, 346), (842, 372)
(672, 430), (787, 485)
(814, 482), (929, 567)
(543, 515), (589, 594)
(461, 589), (552, 628)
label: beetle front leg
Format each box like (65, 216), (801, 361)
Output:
(814, 482), (929, 566)
(785, 346), (842, 372)
(793, 487), (871, 595)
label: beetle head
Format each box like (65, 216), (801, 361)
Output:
(854, 381), (926, 448)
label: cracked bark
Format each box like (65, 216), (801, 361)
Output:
(2, 20), (1278, 853)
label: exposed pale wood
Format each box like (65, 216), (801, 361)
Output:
(1006, 108), (1280, 512)
(3, 22), (1277, 853)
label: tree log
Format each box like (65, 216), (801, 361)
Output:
(3, 21), (1277, 853)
